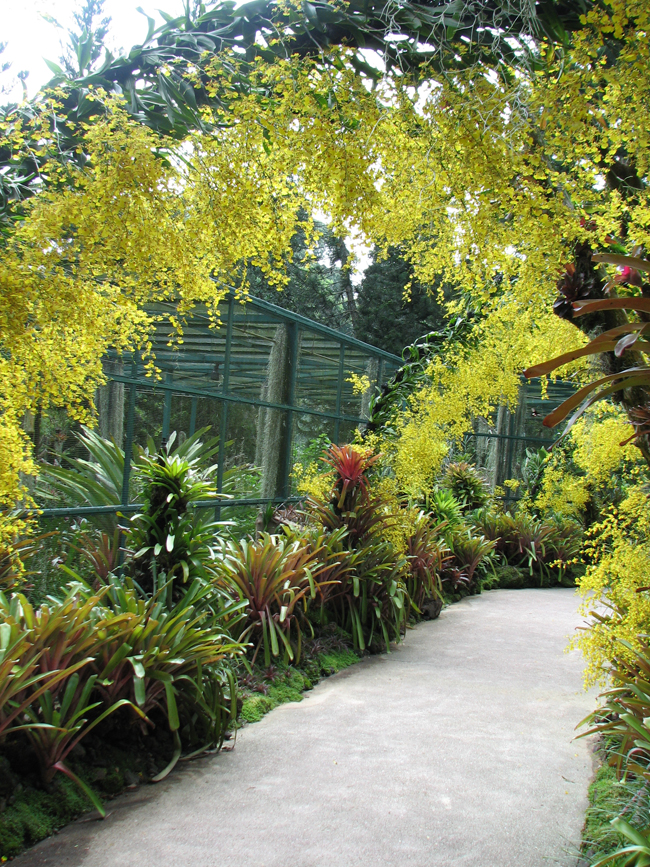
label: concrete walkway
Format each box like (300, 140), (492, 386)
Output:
(16, 589), (596, 867)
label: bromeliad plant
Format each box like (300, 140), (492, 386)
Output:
(441, 461), (490, 513)
(310, 444), (385, 546)
(127, 432), (225, 601)
(19, 671), (146, 817)
(443, 530), (495, 595)
(0, 587), (141, 815)
(577, 640), (650, 867)
(578, 640), (650, 786)
(215, 533), (330, 667)
(305, 444), (408, 651)
(424, 489), (464, 541)
(78, 573), (244, 777)
(501, 513), (552, 581)
(404, 513), (448, 616)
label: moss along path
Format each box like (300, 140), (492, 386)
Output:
(15, 589), (595, 867)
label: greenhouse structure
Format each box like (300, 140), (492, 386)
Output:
(35, 292), (575, 523)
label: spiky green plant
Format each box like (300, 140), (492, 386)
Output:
(127, 434), (227, 601)
(441, 461), (490, 513)
(425, 489), (464, 540)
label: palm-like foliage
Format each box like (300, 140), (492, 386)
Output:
(524, 252), (650, 465)
(36, 426), (235, 531)
(36, 426), (130, 531)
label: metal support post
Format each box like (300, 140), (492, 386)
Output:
(217, 294), (234, 517)
(334, 344), (345, 443)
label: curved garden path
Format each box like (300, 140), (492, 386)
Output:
(16, 588), (595, 867)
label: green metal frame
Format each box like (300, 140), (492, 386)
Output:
(38, 291), (402, 520)
(35, 290), (575, 520)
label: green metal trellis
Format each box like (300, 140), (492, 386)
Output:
(37, 291), (402, 520)
(34, 291), (576, 521)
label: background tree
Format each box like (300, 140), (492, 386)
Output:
(247, 220), (355, 333)
(356, 247), (446, 356)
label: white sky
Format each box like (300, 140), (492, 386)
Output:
(1, 0), (188, 101)
(0, 0), (372, 279)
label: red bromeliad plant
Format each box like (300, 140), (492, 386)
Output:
(443, 531), (495, 594)
(405, 514), (448, 615)
(305, 443), (408, 651)
(0, 588), (140, 816)
(71, 527), (122, 587)
(321, 444), (381, 511)
(308, 444), (386, 546)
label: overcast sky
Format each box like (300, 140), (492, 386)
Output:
(1, 0), (189, 101)
(0, 0), (372, 277)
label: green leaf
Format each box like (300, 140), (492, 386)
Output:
(165, 680), (180, 731)
(44, 58), (64, 76)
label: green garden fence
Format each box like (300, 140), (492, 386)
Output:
(35, 291), (402, 521)
(32, 291), (574, 521)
